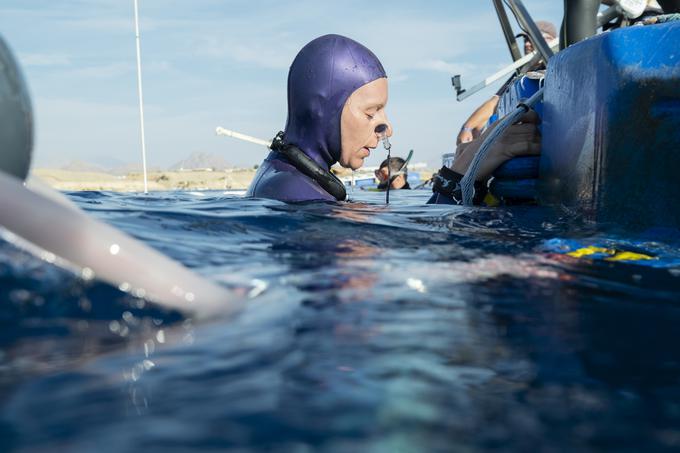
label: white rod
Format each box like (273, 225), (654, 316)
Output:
(133, 0), (149, 194)
(215, 126), (272, 148)
(457, 39), (558, 102)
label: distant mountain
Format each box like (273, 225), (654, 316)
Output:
(169, 152), (232, 171)
(108, 162), (139, 175)
(90, 155), (129, 170)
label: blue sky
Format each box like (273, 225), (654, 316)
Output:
(1, 0), (562, 169)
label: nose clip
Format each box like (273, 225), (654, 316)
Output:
(375, 124), (391, 151)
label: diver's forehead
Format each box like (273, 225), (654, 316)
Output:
(350, 77), (388, 108)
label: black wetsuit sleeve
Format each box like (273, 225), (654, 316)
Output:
(427, 166), (487, 205)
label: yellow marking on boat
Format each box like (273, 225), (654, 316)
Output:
(566, 246), (655, 262)
(606, 251), (655, 262)
(567, 246), (612, 258)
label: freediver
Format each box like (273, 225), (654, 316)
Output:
(246, 34), (392, 202)
(248, 34), (536, 203)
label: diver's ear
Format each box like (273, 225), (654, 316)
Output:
(0, 35), (33, 181)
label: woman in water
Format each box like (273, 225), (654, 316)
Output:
(247, 34), (391, 202)
(247, 34), (540, 203)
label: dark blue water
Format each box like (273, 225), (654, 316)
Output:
(2, 189), (680, 452)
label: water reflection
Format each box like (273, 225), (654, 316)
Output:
(1, 190), (679, 451)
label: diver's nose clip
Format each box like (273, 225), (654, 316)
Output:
(376, 124), (391, 152)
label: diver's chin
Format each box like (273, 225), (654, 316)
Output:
(350, 158), (365, 171)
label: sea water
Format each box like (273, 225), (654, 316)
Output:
(1, 189), (680, 452)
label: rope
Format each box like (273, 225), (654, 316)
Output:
(460, 87), (544, 205)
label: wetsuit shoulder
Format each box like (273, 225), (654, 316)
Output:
(247, 152), (336, 202)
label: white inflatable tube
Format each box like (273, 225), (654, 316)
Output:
(0, 34), (241, 319)
(0, 171), (240, 319)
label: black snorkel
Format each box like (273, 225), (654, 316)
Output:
(398, 149), (414, 178)
(270, 131), (347, 201)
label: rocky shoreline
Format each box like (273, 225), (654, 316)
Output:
(33, 168), (257, 192)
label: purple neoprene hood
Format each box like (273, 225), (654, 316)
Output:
(247, 34), (386, 201)
(283, 34), (387, 168)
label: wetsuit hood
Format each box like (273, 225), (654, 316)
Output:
(283, 34), (386, 169)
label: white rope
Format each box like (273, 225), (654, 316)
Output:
(460, 87), (544, 205)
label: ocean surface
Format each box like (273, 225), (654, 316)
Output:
(2, 189), (680, 452)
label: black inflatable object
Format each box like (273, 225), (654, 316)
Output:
(561, 0), (600, 48)
(0, 35), (33, 181)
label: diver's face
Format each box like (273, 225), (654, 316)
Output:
(339, 77), (392, 170)
(375, 167), (406, 189)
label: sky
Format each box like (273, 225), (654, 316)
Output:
(0, 0), (563, 170)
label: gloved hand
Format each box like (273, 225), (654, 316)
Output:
(451, 110), (541, 180)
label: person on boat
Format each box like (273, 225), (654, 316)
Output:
(246, 34), (393, 202)
(375, 157), (410, 191)
(456, 21), (557, 145)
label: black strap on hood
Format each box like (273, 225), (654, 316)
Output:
(270, 132), (347, 201)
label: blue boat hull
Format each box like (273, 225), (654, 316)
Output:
(539, 22), (680, 227)
(489, 22), (680, 226)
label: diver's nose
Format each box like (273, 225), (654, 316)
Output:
(375, 116), (393, 138)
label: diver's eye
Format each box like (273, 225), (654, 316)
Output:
(366, 113), (375, 120)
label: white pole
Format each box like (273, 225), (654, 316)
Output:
(456, 39), (558, 102)
(215, 126), (272, 148)
(133, 0), (149, 194)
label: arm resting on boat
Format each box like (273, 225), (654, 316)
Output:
(452, 110), (541, 180)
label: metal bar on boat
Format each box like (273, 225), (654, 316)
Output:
(492, 0), (523, 62)
(215, 127), (272, 148)
(597, 5), (623, 25)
